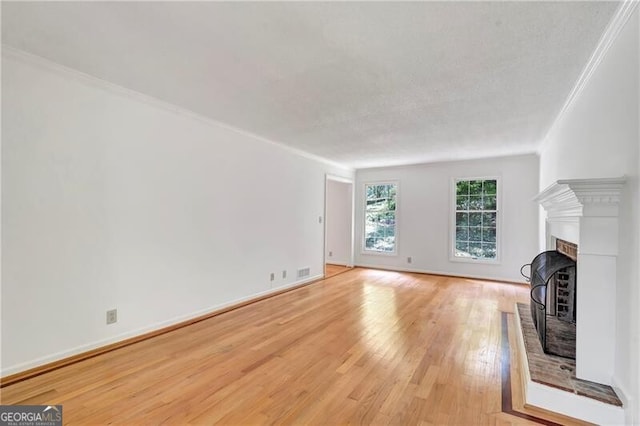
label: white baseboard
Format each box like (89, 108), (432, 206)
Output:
(1, 274), (322, 377)
(354, 263), (526, 285)
(611, 375), (633, 424)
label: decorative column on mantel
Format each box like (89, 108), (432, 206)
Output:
(534, 177), (625, 385)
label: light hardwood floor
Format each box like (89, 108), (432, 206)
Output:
(1, 268), (588, 425)
(325, 263), (352, 278)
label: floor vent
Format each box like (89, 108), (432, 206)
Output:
(297, 267), (310, 279)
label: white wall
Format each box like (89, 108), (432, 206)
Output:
(0, 50), (353, 376)
(325, 179), (352, 266)
(539, 7), (639, 422)
(354, 154), (539, 283)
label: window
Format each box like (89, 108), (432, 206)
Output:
(454, 178), (498, 261)
(364, 183), (397, 253)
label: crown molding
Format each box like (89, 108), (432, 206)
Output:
(538, 0), (639, 155)
(1, 45), (354, 173)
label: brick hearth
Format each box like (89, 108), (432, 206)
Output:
(516, 303), (621, 406)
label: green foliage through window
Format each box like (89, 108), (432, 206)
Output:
(455, 179), (497, 260)
(365, 183), (397, 252)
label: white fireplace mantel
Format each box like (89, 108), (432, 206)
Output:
(534, 177), (625, 385)
(534, 177), (626, 219)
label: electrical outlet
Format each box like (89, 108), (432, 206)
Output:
(329, 251), (333, 257)
(106, 309), (117, 325)
(282, 270), (287, 279)
(407, 256), (412, 264)
(270, 272), (275, 281)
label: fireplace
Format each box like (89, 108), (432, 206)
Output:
(533, 177), (624, 384)
(514, 177), (626, 424)
(522, 246), (576, 358)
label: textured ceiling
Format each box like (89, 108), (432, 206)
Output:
(2, 2), (619, 169)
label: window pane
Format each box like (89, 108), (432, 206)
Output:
(365, 212), (378, 223)
(481, 243), (496, 259)
(365, 227), (377, 240)
(367, 198), (383, 211)
(469, 212), (482, 226)
(382, 185), (391, 199)
(456, 181), (470, 195)
(482, 227), (496, 242)
(483, 195), (497, 210)
(366, 185), (376, 201)
(483, 180), (497, 195)
(469, 180), (483, 195)
(456, 195), (469, 210)
(388, 184), (396, 199)
(386, 198), (396, 211)
(456, 212), (469, 226)
(373, 237), (394, 252)
(380, 223), (389, 239)
(469, 195), (483, 210)
(365, 213), (377, 229)
(469, 242), (483, 257)
(381, 211), (394, 223)
(381, 185), (387, 198)
(379, 225), (387, 239)
(482, 212), (496, 227)
(456, 241), (469, 256)
(365, 237), (376, 249)
(384, 225), (396, 238)
(365, 214), (380, 242)
(456, 226), (469, 241)
(469, 227), (482, 241)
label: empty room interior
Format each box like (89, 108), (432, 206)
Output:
(1, 1), (639, 425)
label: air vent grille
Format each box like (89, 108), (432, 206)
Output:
(297, 267), (310, 279)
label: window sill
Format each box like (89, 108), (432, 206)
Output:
(449, 256), (501, 265)
(362, 250), (397, 257)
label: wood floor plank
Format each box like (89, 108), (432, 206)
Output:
(1, 268), (588, 424)
(324, 263), (351, 278)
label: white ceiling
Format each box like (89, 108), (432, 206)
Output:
(2, 1), (620, 169)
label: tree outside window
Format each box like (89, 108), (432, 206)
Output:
(364, 183), (397, 253)
(454, 179), (498, 260)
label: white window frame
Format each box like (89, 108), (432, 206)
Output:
(450, 176), (501, 264)
(362, 181), (398, 256)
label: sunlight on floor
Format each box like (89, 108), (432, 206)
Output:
(360, 283), (404, 357)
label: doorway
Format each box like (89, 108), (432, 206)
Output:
(324, 175), (354, 278)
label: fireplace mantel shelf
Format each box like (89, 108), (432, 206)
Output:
(534, 177), (626, 218)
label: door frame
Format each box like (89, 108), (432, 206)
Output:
(324, 174), (355, 275)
